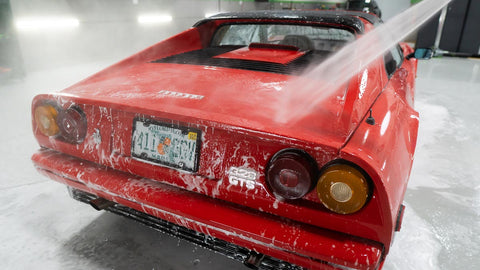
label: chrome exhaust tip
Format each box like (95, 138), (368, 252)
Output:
(89, 197), (115, 211)
(244, 251), (265, 269)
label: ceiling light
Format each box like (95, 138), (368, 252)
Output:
(15, 17), (79, 31)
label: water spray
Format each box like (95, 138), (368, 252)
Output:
(275, 0), (451, 123)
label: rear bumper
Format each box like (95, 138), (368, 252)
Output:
(32, 148), (384, 270)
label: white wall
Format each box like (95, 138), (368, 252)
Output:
(10, 0), (248, 72)
(10, 0), (413, 72)
(376, 0), (412, 20)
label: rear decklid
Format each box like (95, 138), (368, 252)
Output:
(59, 60), (353, 149)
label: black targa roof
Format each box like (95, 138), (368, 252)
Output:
(194, 10), (382, 34)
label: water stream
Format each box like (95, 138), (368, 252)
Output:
(275, 0), (452, 123)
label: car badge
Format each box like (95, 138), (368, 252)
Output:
(227, 167), (258, 190)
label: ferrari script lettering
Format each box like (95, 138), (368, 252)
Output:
(158, 90), (204, 100)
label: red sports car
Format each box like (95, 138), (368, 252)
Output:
(32, 10), (422, 270)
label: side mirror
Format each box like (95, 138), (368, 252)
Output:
(406, 48), (434, 60)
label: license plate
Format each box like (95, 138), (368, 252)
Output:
(131, 118), (201, 172)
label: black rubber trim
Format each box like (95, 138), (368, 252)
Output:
(194, 10), (382, 32)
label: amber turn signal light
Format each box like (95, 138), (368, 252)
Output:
(34, 105), (60, 137)
(317, 163), (370, 214)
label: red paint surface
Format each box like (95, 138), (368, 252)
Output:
(31, 12), (419, 269)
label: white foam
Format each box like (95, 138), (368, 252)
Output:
(384, 203), (441, 269)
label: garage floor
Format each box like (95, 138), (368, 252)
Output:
(0, 57), (479, 269)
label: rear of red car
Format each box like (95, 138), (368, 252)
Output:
(31, 10), (418, 270)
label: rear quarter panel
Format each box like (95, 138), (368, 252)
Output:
(340, 52), (419, 250)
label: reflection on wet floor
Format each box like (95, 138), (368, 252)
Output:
(385, 57), (480, 269)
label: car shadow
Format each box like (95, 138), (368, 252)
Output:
(60, 211), (245, 270)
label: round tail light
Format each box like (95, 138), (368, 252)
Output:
(57, 106), (87, 144)
(316, 163), (371, 214)
(266, 149), (317, 200)
(34, 104), (60, 137)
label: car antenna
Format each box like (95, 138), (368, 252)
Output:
(366, 109), (375, 125)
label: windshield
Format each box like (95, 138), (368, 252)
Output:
(211, 24), (355, 52)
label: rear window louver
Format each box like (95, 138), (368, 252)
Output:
(152, 46), (329, 75)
